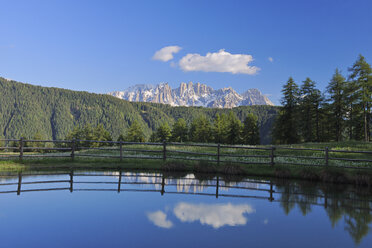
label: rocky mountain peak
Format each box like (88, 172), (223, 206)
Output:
(108, 82), (274, 108)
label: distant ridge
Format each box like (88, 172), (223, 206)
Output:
(109, 82), (274, 108)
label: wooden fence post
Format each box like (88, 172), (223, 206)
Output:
(325, 147), (329, 166)
(119, 141), (123, 161)
(216, 175), (219, 198)
(217, 144), (220, 165)
(69, 170), (74, 193)
(270, 146), (275, 167)
(161, 175), (165, 195)
(269, 181), (274, 202)
(163, 140), (167, 161)
(19, 137), (24, 161)
(118, 169), (122, 193)
(17, 172), (22, 195)
(71, 139), (75, 161)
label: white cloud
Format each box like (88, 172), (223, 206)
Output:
(263, 218), (269, 224)
(268, 57), (273, 62)
(173, 202), (255, 229)
(147, 211), (173, 228)
(179, 49), (260, 75)
(153, 46), (182, 62)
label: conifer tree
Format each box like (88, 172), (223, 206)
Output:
(344, 80), (359, 140)
(171, 118), (188, 142)
(326, 69), (347, 141)
(65, 125), (87, 147)
(125, 120), (145, 142)
(226, 112), (242, 144)
(64, 124), (113, 147)
(317, 101), (332, 142)
(156, 122), (172, 142)
(189, 115), (213, 143)
(348, 54), (372, 141)
(93, 124), (113, 146)
(213, 113), (228, 144)
(299, 78), (322, 142)
(81, 124), (95, 147)
(299, 78), (315, 142)
(273, 77), (300, 144)
(312, 90), (323, 142)
(242, 113), (260, 145)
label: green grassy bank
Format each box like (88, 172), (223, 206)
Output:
(1, 155), (372, 187)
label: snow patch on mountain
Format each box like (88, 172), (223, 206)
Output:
(108, 82), (274, 108)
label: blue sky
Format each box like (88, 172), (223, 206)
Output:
(1, 0), (371, 105)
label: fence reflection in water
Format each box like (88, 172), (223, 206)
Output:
(0, 171), (371, 213)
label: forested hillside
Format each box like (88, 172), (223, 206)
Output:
(0, 77), (278, 144)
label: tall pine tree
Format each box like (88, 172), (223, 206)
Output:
(242, 113), (260, 145)
(299, 78), (321, 142)
(189, 115), (213, 143)
(171, 118), (188, 142)
(344, 80), (360, 140)
(348, 55), (372, 141)
(213, 113), (229, 144)
(126, 120), (145, 142)
(326, 69), (347, 141)
(156, 122), (172, 142)
(273, 77), (300, 144)
(226, 112), (243, 144)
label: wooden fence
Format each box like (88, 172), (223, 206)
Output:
(1, 138), (372, 169)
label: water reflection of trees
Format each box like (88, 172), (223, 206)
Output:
(274, 180), (372, 244)
(0, 171), (371, 244)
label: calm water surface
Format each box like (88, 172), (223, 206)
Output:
(0, 170), (371, 248)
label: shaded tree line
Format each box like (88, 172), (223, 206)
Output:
(1, 113), (261, 150)
(59, 112), (260, 146)
(64, 124), (113, 147)
(273, 55), (372, 144)
(150, 112), (260, 145)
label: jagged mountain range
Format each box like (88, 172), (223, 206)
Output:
(109, 82), (273, 108)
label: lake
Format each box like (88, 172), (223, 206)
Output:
(0, 170), (371, 247)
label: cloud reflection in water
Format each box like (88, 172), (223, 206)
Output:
(173, 202), (255, 229)
(147, 211), (173, 228)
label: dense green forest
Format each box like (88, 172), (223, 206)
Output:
(273, 54), (372, 144)
(63, 112), (260, 147)
(0, 77), (278, 144)
(149, 112), (260, 145)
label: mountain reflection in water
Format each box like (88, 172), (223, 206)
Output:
(0, 170), (371, 246)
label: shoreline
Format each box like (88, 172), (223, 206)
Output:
(1, 158), (371, 187)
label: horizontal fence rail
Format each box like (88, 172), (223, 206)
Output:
(0, 138), (372, 169)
